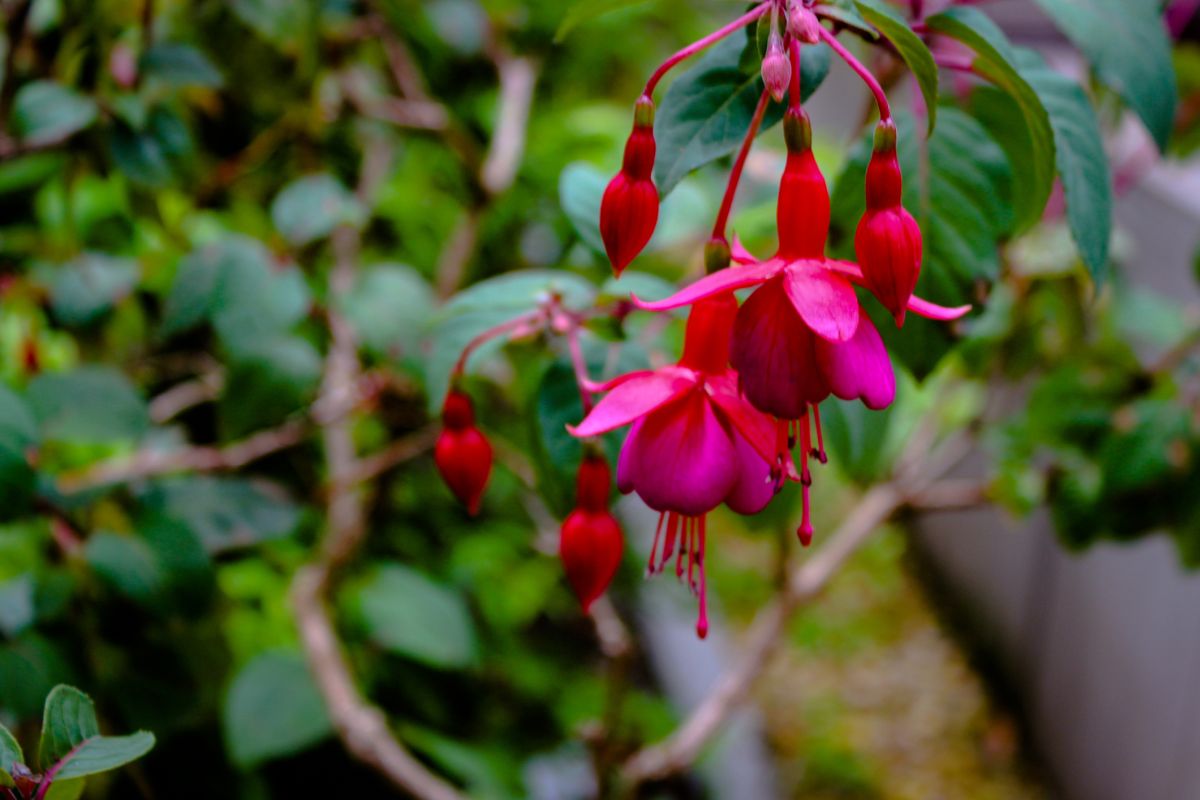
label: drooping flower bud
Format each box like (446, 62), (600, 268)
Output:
(761, 31), (791, 103)
(434, 389), (493, 515)
(855, 119), (922, 325)
(600, 96), (659, 276)
(560, 454), (624, 612)
(704, 236), (731, 274)
(788, 3), (822, 44)
(776, 109), (830, 259)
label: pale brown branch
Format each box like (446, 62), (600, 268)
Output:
(341, 426), (437, 487)
(292, 223), (468, 800)
(434, 210), (480, 299)
(148, 371), (225, 423)
(907, 479), (989, 510)
(479, 52), (537, 195)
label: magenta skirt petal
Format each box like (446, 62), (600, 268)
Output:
(731, 277), (829, 420)
(570, 366), (697, 437)
(815, 310), (896, 410)
(620, 390), (737, 515)
(631, 258), (781, 311)
(782, 260), (860, 342)
(724, 434), (776, 515)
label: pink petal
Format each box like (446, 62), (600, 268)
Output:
(632, 258), (782, 312)
(815, 311), (895, 410)
(730, 234), (761, 264)
(706, 371), (778, 466)
(825, 259), (865, 281)
(908, 295), (972, 321)
(620, 391), (738, 515)
(730, 277), (830, 420)
(570, 367), (697, 437)
(782, 260), (860, 342)
(724, 434), (776, 515)
(616, 417), (643, 495)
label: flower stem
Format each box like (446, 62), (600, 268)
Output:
(818, 26), (891, 120)
(451, 309), (544, 378)
(711, 87), (771, 242)
(565, 325), (597, 414)
(644, 2), (772, 98)
(788, 38), (802, 111)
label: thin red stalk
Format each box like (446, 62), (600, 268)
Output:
(565, 325), (596, 414)
(788, 38), (802, 111)
(452, 309), (543, 377)
(644, 3), (772, 97)
(818, 27), (891, 120)
(711, 88), (771, 241)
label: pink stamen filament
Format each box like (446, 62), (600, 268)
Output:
(648, 513), (666, 575)
(644, 3), (773, 98)
(818, 26), (892, 121)
(696, 516), (709, 638)
(799, 410), (813, 486)
(812, 403), (827, 463)
(712, 88), (772, 242)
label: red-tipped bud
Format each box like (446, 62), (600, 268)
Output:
(434, 390), (493, 515)
(855, 120), (921, 325)
(560, 455), (624, 612)
(776, 110), (829, 259)
(788, 4), (822, 43)
(600, 97), (659, 276)
(761, 33), (790, 102)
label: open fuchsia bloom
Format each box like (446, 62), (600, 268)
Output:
(560, 453), (625, 613)
(600, 97), (659, 275)
(570, 293), (786, 638)
(856, 119), (923, 325)
(434, 389), (493, 516)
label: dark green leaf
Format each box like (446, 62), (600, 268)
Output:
(219, 336), (321, 437)
(12, 82), (98, 146)
(270, 174), (364, 246)
(819, 395), (894, 484)
(139, 43), (223, 88)
(223, 651), (332, 767)
(43, 254), (138, 326)
(653, 34), (830, 196)
(39, 686), (98, 769)
(1030, 0), (1175, 150)
(853, 0), (938, 134)
(0, 386), (38, 520)
(0, 722), (21, 773)
(558, 162), (607, 254)
(0, 635), (74, 720)
(925, 7), (1055, 233)
(26, 367), (149, 443)
(0, 153), (66, 195)
(347, 563), (478, 669)
(85, 533), (161, 605)
(340, 263), (434, 358)
(139, 476), (301, 554)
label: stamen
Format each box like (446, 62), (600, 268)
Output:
(660, 512), (680, 574)
(648, 512), (666, 576)
(696, 517), (709, 639)
(798, 481), (814, 546)
(812, 403), (827, 463)
(676, 516), (689, 580)
(800, 411), (812, 486)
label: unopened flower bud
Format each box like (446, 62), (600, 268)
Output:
(434, 390), (493, 515)
(704, 236), (731, 274)
(776, 109), (829, 259)
(560, 454), (624, 612)
(600, 97), (659, 276)
(855, 119), (922, 325)
(761, 32), (791, 102)
(788, 4), (822, 44)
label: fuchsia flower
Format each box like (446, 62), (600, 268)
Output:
(570, 292), (785, 637)
(855, 119), (922, 325)
(435, 390), (493, 515)
(560, 453), (624, 612)
(600, 97), (659, 275)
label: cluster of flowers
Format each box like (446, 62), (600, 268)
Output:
(434, 0), (967, 637)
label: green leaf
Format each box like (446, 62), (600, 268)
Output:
(26, 367), (149, 443)
(558, 162), (607, 254)
(555, 0), (653, 41)
(270, 173), (364, 246)
(139, 476), (301, 554)
(653, 34), (830, 196)
(853, 0), (938, 134)
(0, 153), (66, 195)
(85, 534), (161, 605)
(163, 235), (310, 355)
(819, 396), (894, 484)
(1018, 50), (1111, 277)
(12, 82), (98, 146)
(1030, 0), (1175, 151)
(0, 635), (74, 721)
(39, 685), (154, 780)
(0, 575), (35, 638)
(0, 386), (38, 520)
(223, 650), (332, 767)
(347, 563), (478, 669)
(0, 719), (23, 773)
(219, 336), (321, 437)
(43, 779), (83, 800)
(340, 263), (435, 358)
(44, 254), (138, 326)
(139, 43), (223, 88)
(925, 7), (1055, 233)
(107, 109), (194, 187)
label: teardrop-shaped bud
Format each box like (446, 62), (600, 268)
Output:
(600, 97), (659, 276)
(776, 109), (830, 259)
(761, 32), (791, 102)
(855, 119), (922, 325)
(560, 455), (624, 612)
(434, 390), (493, 515)
(788, 4), (822, 43)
